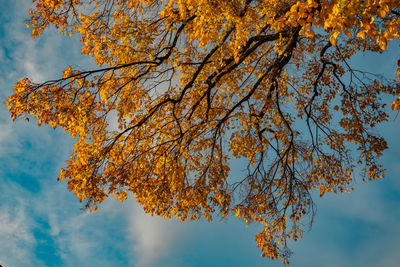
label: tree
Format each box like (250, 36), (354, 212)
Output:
(6, 0), (400, 264)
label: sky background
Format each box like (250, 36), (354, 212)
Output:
(0, 1), (400, 266)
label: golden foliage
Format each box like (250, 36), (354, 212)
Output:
(6, 0), (400, 264)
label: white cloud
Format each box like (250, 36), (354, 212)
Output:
(319, 183), (388, 224)
(0, 122), (19, 156)
(31, 179), (102, 266)
(0, 206), (35, 267)
(289, 177), (400, 267)
(128, 202), (184, 267)
(23, 58), (45, 83)
(0, 180), (43, 267)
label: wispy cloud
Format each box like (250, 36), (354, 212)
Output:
(127, 203), (184, 267)
(0, 180), (44, 267)
(0, 206), (35, 266)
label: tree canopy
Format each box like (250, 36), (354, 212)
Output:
(6, 0), (400, 264)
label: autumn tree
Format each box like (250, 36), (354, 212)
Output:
(6, 0), (400, 263)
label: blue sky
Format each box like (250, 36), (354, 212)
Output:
(0, 1), (400, 266)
